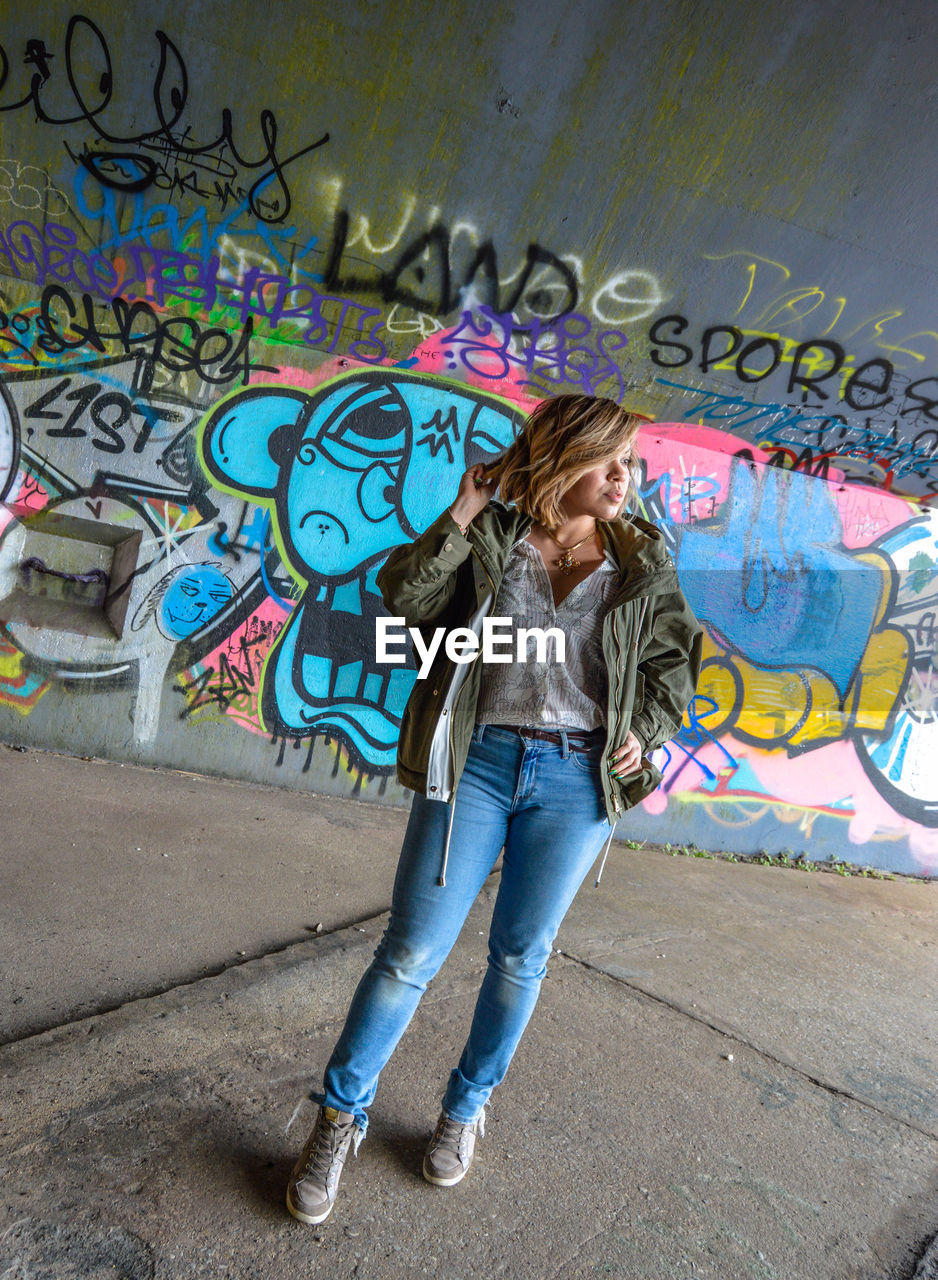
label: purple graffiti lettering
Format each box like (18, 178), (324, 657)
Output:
(1, 225), (388, 363)
(0, 219), (117, 299)
(443, 306), (629, 401)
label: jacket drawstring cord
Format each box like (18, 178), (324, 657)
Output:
(438, 794), (459, 887)
(593, 821), (618, 888)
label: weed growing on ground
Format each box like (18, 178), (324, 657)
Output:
(649, 841), (899, 880)
(664, 842), (714, 858)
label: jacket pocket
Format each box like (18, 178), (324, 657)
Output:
(632, 669), (645, 716)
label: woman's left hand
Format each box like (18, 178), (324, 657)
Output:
(607, 731), (643, 779)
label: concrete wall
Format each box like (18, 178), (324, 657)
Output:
(0, 0), (936, 875)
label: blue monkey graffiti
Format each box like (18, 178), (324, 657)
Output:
(197, 369), (524, 767)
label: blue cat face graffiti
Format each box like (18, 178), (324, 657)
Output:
(198, 370), (522, 767)
(160, 565), (234, 640)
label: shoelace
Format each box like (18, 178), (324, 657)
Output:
(303, 1114), (362, 1180)
(429, 1108), (485, 1154)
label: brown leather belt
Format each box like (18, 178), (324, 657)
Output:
(497, 725), (603, 753)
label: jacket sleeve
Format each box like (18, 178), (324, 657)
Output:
(629, 589), (703, 754)
(375, 509), (474, 627)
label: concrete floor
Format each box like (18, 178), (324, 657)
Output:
(0, 746), (407, 1042)
(1, 745), (937, 1279)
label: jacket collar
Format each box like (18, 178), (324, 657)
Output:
(469, 502), (677, 600)
(599, 514), (679, 602)
(466, 501), (532, 585)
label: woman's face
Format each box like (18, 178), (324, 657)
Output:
(559, 444), (633, 522)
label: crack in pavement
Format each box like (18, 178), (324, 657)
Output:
(2, 873), (507, 1049)
(3, 880), (504, 1049)
(554, 947), (938, 1143)
(1, 898), (492, 1053)
(0, 909), (389, 1049)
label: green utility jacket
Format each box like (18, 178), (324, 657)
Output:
(376, 501), (702, 825)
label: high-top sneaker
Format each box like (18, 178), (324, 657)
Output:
(286, 1106), (363, 1224)
(422, 1109), (485, 1186)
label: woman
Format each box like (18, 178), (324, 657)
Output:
(286, 393), (702, 1224)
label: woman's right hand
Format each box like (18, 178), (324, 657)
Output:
(450, 464), (497, 532)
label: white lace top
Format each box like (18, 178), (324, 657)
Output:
(475, 537), (619, 731)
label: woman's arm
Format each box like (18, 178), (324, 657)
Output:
(375, 465), (497, 627)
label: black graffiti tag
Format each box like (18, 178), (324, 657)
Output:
(38, 283), (277, 388)
(0, 15), (329, 222)
(323, 214), (580, 320)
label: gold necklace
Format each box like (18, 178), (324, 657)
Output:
(545, 525), (597, 575)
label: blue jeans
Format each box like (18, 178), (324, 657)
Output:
(320, 724), (612, 1129)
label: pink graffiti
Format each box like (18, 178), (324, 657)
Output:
(1, 473), (50, 534)
(646, 738), (938, 874)
(639, 424), (915, 547)
(178, 597), (286, 731)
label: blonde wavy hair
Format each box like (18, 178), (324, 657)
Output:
(483, 394), (650, 530)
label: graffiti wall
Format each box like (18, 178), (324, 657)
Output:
(0, 0), (936, 875)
